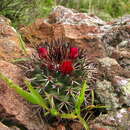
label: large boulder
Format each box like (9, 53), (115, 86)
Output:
(0, 16), (23, 61)
(0, 60), (47, 130)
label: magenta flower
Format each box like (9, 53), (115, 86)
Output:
(38, 48), (48, 58)
(70, 47), (79, 59)
(59, 60), (74, 74)
(37, 42), (84, 75)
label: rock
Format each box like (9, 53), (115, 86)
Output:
(112, 76), (129, 87)
(10, 126), (20, 130)
(98, 57), (123, 80)
(106, 48), (130, 75)
(98, 57), (119, 67)
(0, 17), (23, 61)
(101, 15), (130, 75)
(111, 50), (130, 72)
(114, 76), (130, 106)
(56, 124), (66, 130)
(48, 6), (106, 26)
(47, 124), (66, 130)
(118, 40), (129, 48)
(0, 123), (21, 130)
(70, 122), (83, 130)
(102, 26), (129, 47)
(95, 77), (130, 110)
(90, 108), (130, 130)
(20, 6), (106, 59)
(112, 15), (130, 26)
(0, 122), (10, 130)
(95, 80), (120, 110)
(0, 16), (11, 25)
(0, 60), (47, 130)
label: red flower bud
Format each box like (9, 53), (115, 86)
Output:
(38, 48), (48, 58)
(70, 47), (78, 59)
(59, 60), (74, 74)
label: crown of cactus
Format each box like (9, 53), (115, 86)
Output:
(28, 40), (97, 113)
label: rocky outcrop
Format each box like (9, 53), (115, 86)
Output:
(20, 6), (130, 129)
(20, 6), (106, 60)
(90, 108), (130, 130)
(0, 16), (47, 130)
(0, 6), (130, 130)
(0, 16), (23, 61)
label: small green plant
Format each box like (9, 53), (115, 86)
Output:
(26, 40), (97, 115)
(0, 40), (110, 129)
(0, 73), (89, 129)
(17, 32), (27, 55)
